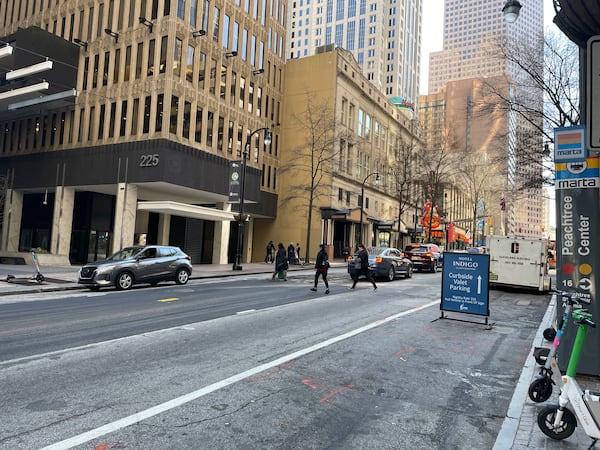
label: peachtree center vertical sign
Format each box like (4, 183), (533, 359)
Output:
(441, 252), (490, 320)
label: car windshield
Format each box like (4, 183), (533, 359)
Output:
(369, 247), (388, 255)
(106, 247), (141, 261)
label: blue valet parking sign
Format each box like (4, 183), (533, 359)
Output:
(441, 252), (490, 318)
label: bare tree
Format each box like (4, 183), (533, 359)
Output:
(453, 150), (505, 244)
(416, 133), (458, 242)
(387, 121), (421, 248)
(482, 30), (580, 189)
(278, 94), (347, 263)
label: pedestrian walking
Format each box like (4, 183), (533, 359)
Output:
(295, 242), (302, 264)
(265, 240), (275, 263)
(351, 244), (377, 290)
(272, 242), (288, 281)
(288, 242), (297, 265)
(310, 244), (330, 294)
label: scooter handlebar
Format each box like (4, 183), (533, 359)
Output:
(550, 289), (591, 305)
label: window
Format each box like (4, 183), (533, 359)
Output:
(212, 6), (220, 41)
(183, 101), (191, 139)
(109, 102), (116, 138)
(217, 116), (224, 151)
(230, 70), (236, 105)
(206, 110), (214, 146)
(98, 104), (105, 139)
(170, 95), (179, 134)
(223, 14), (230, 48)
(159, 36), (168, 74)
(113, 48), (120, 83)
(220, 65), (227, 99)
(198, 51), (206, 88)
(174, 38), (183, 77)
(186, 45), (194, 82)
(209, 58), (217, 94)
(131, 98), (139, 135)
(147, 39), (155, 76)
(119, 100), (127, 137)
(239, 76), (245, 109)
(143, 96), (151, 133)
(135, 43), (143, 79)
(155, 93), (164, 132)
(195, 106), (203, 142)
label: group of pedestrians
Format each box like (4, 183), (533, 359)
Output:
(267, 241), (377, 293)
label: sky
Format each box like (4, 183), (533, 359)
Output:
(419, 0), (557, 96)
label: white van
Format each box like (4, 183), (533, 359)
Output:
(487, 236), (551, 292)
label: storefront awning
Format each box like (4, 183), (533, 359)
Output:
(137, 201), (235, 221)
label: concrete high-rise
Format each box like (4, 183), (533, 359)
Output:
(428, 0), (544, 94)
(286, 0), (422, 102)
(425, 0), (545, 240)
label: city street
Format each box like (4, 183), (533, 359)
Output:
(1, 268), (549, 450)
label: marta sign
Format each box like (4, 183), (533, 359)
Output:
(588, 36), (600, 151)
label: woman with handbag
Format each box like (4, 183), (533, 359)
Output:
(310, 244), (330, 294)
(272, 242), (288, 281)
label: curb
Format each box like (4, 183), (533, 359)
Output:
(492, 295), (556, 449)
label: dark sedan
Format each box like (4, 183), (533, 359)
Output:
(78, 245), (192, 290)
(347, 247), (413, 281)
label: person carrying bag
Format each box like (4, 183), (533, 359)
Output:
(310, 244), (330, 294)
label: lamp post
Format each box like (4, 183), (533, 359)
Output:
(501, 0), (522, 23)
(232, 127), (271, 270)
(359, 172), (380, 246)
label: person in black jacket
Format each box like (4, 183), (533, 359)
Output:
(311, 244), (330, 294)
(351, 244), (377, 290)
(272, 242), (288, 281)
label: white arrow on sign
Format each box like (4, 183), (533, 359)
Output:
(460, 303), (468, 311)
(579, 278), (592, 290)
(477, 275), (482, 294)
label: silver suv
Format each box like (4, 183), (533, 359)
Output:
(78, 245), (192, 291)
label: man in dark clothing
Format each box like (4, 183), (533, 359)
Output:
(351, 244), (377, 290)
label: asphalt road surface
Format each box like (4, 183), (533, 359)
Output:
(0, 268), (550, 450)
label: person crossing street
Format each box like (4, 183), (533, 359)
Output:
(351, 244), (377, 290)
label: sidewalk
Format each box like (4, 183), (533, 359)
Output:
(1, 261), (599, 449)
(0, 260), (320, 296)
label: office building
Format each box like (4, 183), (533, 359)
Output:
(285, 0), (422, 101)
(254, 47), (421, 258)
(0, 0), (285, 265)
(425, 0), (545, 239)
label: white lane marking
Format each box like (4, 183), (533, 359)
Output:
(41, 299), (439, 450)
(236, 309), (257, 315)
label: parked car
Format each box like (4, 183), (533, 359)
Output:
(347, 247), (413, 281)
(403, 243), (443, 273)
(78, 245), (192, 291)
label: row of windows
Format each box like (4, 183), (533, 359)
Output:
(1, 0), (286, 44)
(0, 98), (279, 190)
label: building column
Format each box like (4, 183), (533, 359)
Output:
(112, 183), (138, 253)
(1, 189), (22, 252)
(157, 213), (171, 245)
(50, 186), (74, 257)
(212, 202), (231, 264)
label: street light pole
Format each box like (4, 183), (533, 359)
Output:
(232, 127), (271, 271)
(359, 171), (380, 246)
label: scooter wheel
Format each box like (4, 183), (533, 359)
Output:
(543, 327), (557, 341)
(537, 405), (576, 440)
(528, 377), (553, 403)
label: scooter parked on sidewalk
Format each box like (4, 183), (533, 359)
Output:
(528, 290), (583, 402)
(537, 307), (600, 449)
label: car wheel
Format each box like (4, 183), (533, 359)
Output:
(175, 268), (190, 285)
(116, 271), (134, 290)
(405, 266), (413, 278)
(386, 266), (396, 281)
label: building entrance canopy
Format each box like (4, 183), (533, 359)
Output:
(137, 201), (235, 222)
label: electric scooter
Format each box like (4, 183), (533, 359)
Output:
(528, 290), (583, 402)
(537, 307), (600, 449)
